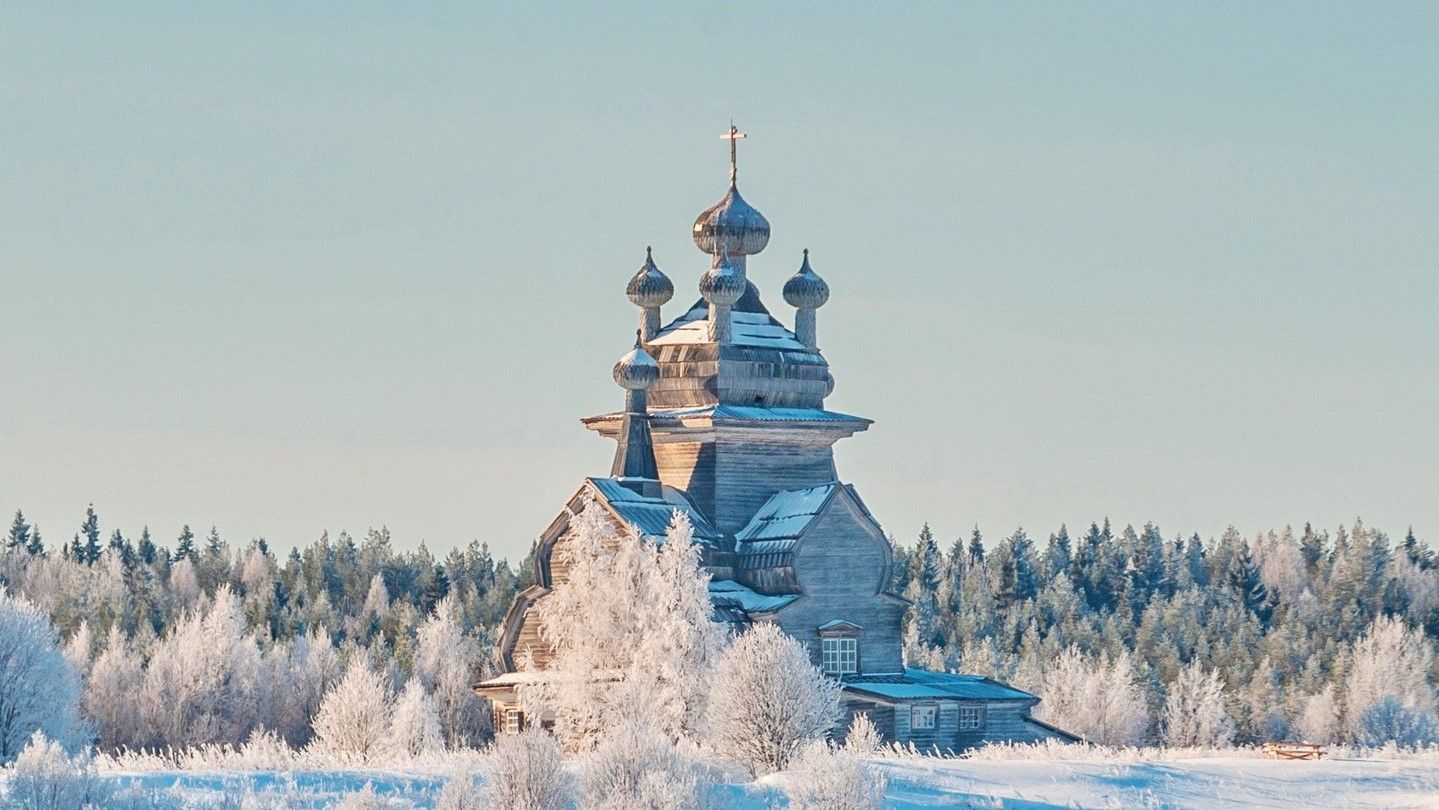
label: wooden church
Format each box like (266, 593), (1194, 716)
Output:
(476, 129), (1077, 751)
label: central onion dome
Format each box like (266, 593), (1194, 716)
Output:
(613, 332), (660, 390)
(626, 247), (674, 308)
(693, 182), (770, 257)
(699, 251), (747, 307)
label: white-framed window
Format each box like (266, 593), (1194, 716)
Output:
(504, 708), (523, 734)
(959, 705), (984, 731)
(911, 704), (937, 730)
(821, 637), (858, 675)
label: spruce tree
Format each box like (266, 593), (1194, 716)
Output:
(24, 524), (43, 556)
(5, 511), (31, 552)
(136, 527), (158, 566)
(966, 526), (985, 567)
(174, 525), (197, 562)
(79, 504), (102, 564)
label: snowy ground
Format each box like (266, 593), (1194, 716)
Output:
(75, 752), (1439, 808)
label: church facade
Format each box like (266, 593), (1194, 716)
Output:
(476, 129), (1076, 751)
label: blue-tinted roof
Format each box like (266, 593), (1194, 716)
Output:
(708, 579), (797, 614)
(644, 405), (867, 424)
(844, 669), (1036, 702)
(587, 478), (722, 546)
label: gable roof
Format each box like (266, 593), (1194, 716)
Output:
(708, 579), (798, 616)
(586, 477), (722, 546)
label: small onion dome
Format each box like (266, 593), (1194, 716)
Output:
(626, 247), (673, 308)
(699, 252), (746, 307)
(693, 183), (770, 256)
(783, 249), (830, 309)
(613, 332), (660, 390)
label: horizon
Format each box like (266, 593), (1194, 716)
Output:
(4, 4), (1437, 561)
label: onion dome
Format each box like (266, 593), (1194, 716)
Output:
(699, 252), (746, 307)
(783, 249), (830, 309)
(692, 183), (770, 256)
(613, 332), (660, 390)
(626, 247), (674, 308)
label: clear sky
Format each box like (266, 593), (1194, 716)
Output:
(3, 4), (1436, 562)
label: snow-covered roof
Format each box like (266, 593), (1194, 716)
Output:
(735, 484), (838, 544)
(650, 301), (809, 351)
(587, 477), (722, 546)
(708, 579), (797, 615)
(844, 669), (1036, 702)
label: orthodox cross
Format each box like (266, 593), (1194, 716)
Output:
(723, 123), (746, 184)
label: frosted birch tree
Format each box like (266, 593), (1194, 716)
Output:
(81, 628), (142, 751)
(705, 623), (841, 775)
(415, 596), (487, 748)
(1343, 616), (1436, 743)
(1034, 647), (1149, 745)
(1161, 662), (1234, 747)
(309, 657), (393, 762)
(383, 678), (445, 757)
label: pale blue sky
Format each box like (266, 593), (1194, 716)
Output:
(3, 4), (1436, 561)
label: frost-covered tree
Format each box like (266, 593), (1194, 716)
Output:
(580, 723), (701, 810)
(478, 728), (574, 810)
(1034, 647), (1149, 745)
(1343, 616), (1436, 743)
(1162, 662), (1234, 747)
(527, 503), (723, 749)
(383, 679), (444, 758)
(0, 593), (89, 761)
(81, 628), (142, 752)
(309, 657), (392, 762)
(139, 586), (260, 748)
(414, 596), (487, 748)
(1356, 697), (1439, 747)
(706, 623), (841, 775)
(1296, 685), (1341, 744)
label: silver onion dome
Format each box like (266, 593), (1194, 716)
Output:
(783, 249), (830, 309)
(626, 247), (674, 308)
(613, 333), (660, 390)
(693, 183), (771, 257)
(699, 252), (746, 307)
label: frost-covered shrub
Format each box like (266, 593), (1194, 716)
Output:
(4, 731), (110, 810)
(581, 723), (701, 810)
(335, 782), (394, 810)
(0, 593), (89, 761)
(1357, 698), (1439, 747)
(436, 767), (485, 810)
(705, 623), (841, 775)
(1296, 685), (1341, 744)
(844, 713), (882, 756)
(309, 657), (392, 762)
(782, 741), (885, 810)
(478, 728), (573, 810)
(1161, 662), (1234, 748)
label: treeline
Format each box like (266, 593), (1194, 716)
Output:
(892, 519), (1439, 745)
(1, 506), (530, 751)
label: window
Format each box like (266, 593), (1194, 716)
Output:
(959, 705), (984, 731)
(821, 637), (857, 675)
(911, 704), (937, 730)
(504, 708), (523, 734)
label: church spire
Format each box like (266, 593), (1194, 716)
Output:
(609, 331), (660, 491)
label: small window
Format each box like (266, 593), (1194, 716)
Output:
(504, 708), (523, 734)
(959, 705), (984, 731)
(911, 704), (937, 730)
(821, 637), (858, 675)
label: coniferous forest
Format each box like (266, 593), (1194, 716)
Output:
(2, 505), (1436, 753)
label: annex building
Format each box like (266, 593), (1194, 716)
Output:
(476, 129), (1076, 751)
